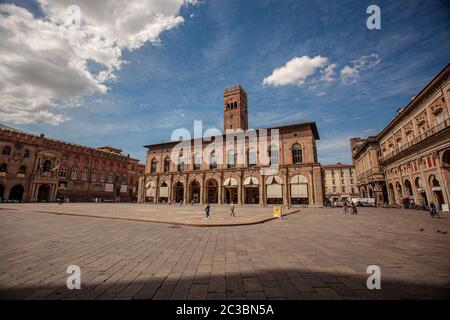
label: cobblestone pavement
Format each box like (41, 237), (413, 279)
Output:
(2, 203), (298, 226)
(0, 204), (449, 300)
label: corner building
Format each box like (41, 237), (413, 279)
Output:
(138, 85), (324, 206)
(0, 125), (144, 203)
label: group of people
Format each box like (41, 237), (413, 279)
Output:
(342, 200), (358, 215)
(203, 202), (236, 219)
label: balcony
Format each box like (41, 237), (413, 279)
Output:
(381, 117), (450, 165)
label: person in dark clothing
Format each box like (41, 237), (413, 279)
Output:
(351, 202), (358, 215)
(343, 200), (349, 215)
(205, 202), (211, 219)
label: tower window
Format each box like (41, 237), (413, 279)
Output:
(292, 143), (303, 164)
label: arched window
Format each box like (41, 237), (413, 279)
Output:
(269, 146), (279, 165)
(18, 166), (26, 175)
(81, 169), (88, 181)
(60, 167), (67, 178)
(108, 172), (113, 183)
(42, 160), (52, 172)
(194, 153), (201, 170)
(292, 144), (303, 164)
(247, 148), (256, 167)
(210, 151), (217, 169)
(122, 175), (127, 184)
(71, 167), (78, 180)
(151, 158), (157, 173)
(23, 149), (30, 159)
(0, 163), (7, 173)
(91, 170), (97, 181)
(2, 146), (11, 156)
(101, 170), (106, 182)
(164, 157), (170, 172)
(227, 150), (236, 168)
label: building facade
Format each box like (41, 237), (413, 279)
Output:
(379, 64), (450, 208)
(138, 85), (324, 206)
(0, 125), (144, 203)
(351, 63), (450, 209)
(350, 136), (387, 205)
(322, 163), (358, 204)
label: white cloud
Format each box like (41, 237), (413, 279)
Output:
(340, 53), (381, 84)
(319, 63), (336, 82)
(0, 1), (196, 124)
(262, 55), (329, 87)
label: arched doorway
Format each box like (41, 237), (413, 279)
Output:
(189, 181), (201, 203)
(243, 176), (259, 204)
(223, 177), (238, 204)
(368, 188), (374, 199)
(429, 174), (444, 206)
(395, 182), (403, 204)
(206, 179), (218, 203)
(173, 181), (184, 203)
(361, 187), (367, 198)
(0, 184), (4, 200)
(9, 185), (24, 202)
(415, 177), (428, 206)
(145, 180), (156, 203)
(38, 184), (51, 202)
(388, 183), (396, 204)
(382, 185), (388, 204)
(290, 175), (309, 205)
(159, 181), (169, 203)
(266, 175), (283, 204)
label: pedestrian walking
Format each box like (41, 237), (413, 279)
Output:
(351, 201), (358, 215)
(229, 202), (236, 217)
(429, 202), (439, 218)
(205, 202), (211, 219)
(343, 200), (349, 215)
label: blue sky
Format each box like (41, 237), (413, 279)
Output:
(1, 0), (449, 163)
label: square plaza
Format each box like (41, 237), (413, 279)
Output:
(0, 204), (449, 300)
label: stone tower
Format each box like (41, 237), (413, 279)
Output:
(223, 85), (248, 131)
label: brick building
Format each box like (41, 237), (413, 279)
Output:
(351, 63), (450, 209)
(0, 125), (144, 203)
(138, 85), (324, 206)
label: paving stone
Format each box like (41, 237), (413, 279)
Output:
(0, 205), (449, 300)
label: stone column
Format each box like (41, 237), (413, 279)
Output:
(219, 173), (223, 205)
(183, 175), (188, 204)
(261, 175), (266, 206)
(201, 174), (205, 204)
(155, 176), (160, 204)
(238, 172), (243, 206)
(312, 166), (324, 207)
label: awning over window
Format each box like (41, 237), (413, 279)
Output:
(267, 184), (282, 198)
(145, 180), (156, 188)
(291, 184), (308, 198)
(223, 177), (238, 186)
(146, 188), (156, 197)
(160, 186), (169, 197)
(243, 176), (259, 186)
(265, 175), (283, 185)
